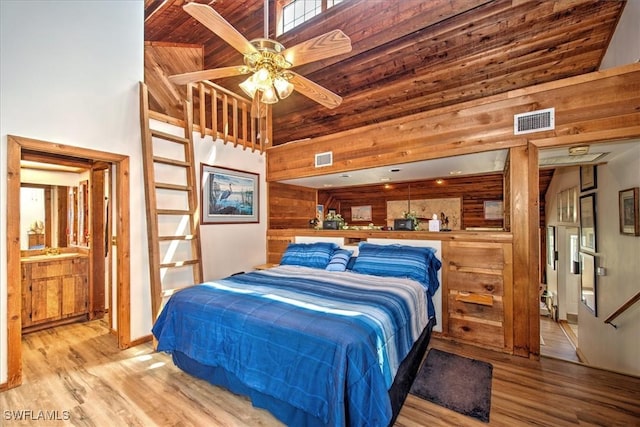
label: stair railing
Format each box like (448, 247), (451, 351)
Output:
(604, 291), (640, 328)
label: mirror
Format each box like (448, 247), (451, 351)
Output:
(580, 252), (597, 316)
(20, 183), (89, 251)
(20, 186), (47, 250)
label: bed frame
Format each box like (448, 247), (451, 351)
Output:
(171, 317), (435, 426)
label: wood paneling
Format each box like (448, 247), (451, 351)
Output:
(267, 64), (640, 183)
(267, 182), (317, 229)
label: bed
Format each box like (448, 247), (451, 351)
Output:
(152, 241), (442, 426)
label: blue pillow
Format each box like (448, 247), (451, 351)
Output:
(346, 256), (357, 270)
(280, 242), (339, 269)
(325, 249), (354, 272)
(352, 243), (441, 293)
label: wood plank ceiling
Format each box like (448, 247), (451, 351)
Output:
(144, 0), (625, 146)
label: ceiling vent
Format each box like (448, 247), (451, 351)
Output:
(315, 151), (333, 168)
(514, 107), (555, 135)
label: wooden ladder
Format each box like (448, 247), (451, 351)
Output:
(139, 82), (203, 321)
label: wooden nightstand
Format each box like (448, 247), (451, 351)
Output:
(254, 263), (278, 270)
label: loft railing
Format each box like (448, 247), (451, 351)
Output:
(187, 81), (271, 153)
(604, 291), (640, 328)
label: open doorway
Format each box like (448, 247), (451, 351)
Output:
(6, 135), (132, 389)
(541, 225), (582, 362)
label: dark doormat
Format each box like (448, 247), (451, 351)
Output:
(409, 348), (493, 423)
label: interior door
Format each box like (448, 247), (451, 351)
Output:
(556, 226), (581, 321)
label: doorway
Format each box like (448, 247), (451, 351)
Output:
(6, 135), (132, 389)
(541, 225), (581, 362)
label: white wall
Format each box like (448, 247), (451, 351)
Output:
(545, 146), (640, 376)
(600, 0), (640, 69)
(0, 1), (268, 385)
(579, 145), (640, 376)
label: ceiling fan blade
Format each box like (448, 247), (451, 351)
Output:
(169, 66), (248, 85)
(183, 3), (258, 55)
(289, 72), (342, 109)
(282, 29), (352, 67)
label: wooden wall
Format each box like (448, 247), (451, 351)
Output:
(268, 182), (317, 229)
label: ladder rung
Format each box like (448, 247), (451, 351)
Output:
(151, 129), (189, 144)
(158, 235), (198, 241)
(155, 182), (191, 191)
(153, 156), (190, 167)
(159, 259), (201, 268)
(156, 209), (194, 215)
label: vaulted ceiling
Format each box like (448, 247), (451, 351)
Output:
(144, 0), (625, 146)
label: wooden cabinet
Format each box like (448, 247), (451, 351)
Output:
(442, 241), (513, 353)
(21, 255), (89, 332)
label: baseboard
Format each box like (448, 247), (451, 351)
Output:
(129, 334), (153, 347)
(0, 381), (8, 392)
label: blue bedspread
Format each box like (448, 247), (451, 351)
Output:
(152, 265), (431, 426)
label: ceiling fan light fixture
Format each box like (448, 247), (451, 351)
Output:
(261, 86), (278, 104)
(274, 76), (294, 99)
(239, 75), (259, 98)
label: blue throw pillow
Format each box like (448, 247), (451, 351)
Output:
(352, 242), (441, 292)
(280, 242), (339, 269)
(325, 249), (354, 272)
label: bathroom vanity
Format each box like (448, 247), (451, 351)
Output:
(21, 251), (90, 333)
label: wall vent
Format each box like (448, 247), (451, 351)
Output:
(315, 151), (333, 168)
(514, 107), (555, 135)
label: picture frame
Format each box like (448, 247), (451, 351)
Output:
(619, 187), (640, 236)
(483, 200), (503, 220)
(580, 164), (597, 192)
(201, 164), (259, 224)
(351, 205), (372, 221)
(546, 225), (556, 270)
(579, 252), (597, 316)
(579, 193), (597, 253)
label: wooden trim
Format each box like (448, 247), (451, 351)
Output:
(6, 137), (23, 388)
(115, 156), (131, 349)
(508, 145), (540, 358)
(5, 135), (131, 388)
(129, 334), (153, 347)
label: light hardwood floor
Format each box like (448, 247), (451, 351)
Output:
(539, 316), (581, 363)
(2, 320), (639, 426)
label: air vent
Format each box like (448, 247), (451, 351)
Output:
(514, 108), (555, 135)
(315, 151), (333, 168)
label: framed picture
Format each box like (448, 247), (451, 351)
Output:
(546, 225), (556, 270)
(351, 205), (372, 221)
(579, 193), (597, 253)
(201, 164), (259, 224)
(580, 165), (597, 192)
(483, 200), (503, 220)
(579, 252), (597, 316)
(619, 187), (640, 236)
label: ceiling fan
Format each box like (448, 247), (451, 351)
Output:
(169, 2), (352, 112)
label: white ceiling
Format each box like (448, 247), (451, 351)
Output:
(280, 139), (640, 189)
